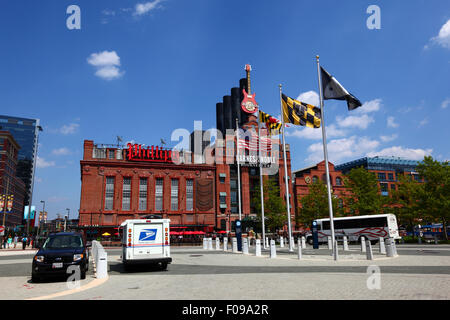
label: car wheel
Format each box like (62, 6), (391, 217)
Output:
(81, 269), (86, 280)
(307, 237), (313, 245)
(32, 274), (41, 283)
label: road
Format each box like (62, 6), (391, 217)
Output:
(0, 244), (449, 300)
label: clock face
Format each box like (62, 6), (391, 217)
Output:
(305, 176), (311, 184)
(236, 221), (241, 227)
(243, 101), (257, 112)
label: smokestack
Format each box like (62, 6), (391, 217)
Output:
(223, 95), (232, 131)
(216, 102), (224, 137)
(231, 87), (241, 130)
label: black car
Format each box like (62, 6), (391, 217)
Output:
(32, 232), (89, 282)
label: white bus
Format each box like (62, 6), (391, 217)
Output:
(306, 214), (400, 244)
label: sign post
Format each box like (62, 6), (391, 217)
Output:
(235, 220), (242, 252)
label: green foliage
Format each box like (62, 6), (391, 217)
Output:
(252, 178), (287, 233)
(343, 166), (383, 215)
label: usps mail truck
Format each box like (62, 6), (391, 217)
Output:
(120, 219), (172, 270)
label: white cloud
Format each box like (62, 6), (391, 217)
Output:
(36, 156), (55, 168)
(441, 98), (450, 109)
(35, 177), (43, 183)
(286, 124), (345, 140)
(102, 9), (116, 16)
(354, 98), (382, 114)
(380, 134), (398, 143)
(387, 116), (399, 128)
(134, 0), (164, 16)
(87, 51), (124, 80)
(418, 118), (429, 127)
(296, 91), (319, 106)
(430, 19), (450, 49)
(52, 147), (72, 156)
(47, 196), (69, 203)
(367, 146), (432, 160)
(60, 123), (79, 135)
(305, 136), (380, 164)
(336, 114), (374, 129)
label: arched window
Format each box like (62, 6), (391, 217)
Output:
(322, 174), (332, 185)
(312, 176), (318, 183)
(336, 177), (342, 186)
(338, 198), (344, 208)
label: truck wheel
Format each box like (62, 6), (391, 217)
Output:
(307, 237), (313, 245)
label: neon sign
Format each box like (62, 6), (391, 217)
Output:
(126, 143), (179, 163)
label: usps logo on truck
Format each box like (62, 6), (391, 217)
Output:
(139, 229), (157, 241)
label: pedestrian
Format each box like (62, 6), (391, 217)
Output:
(2, 236), (6, 249)
(22, 235), (27, 250)
(13, 234), (18, 248)
(7, 235), (12, 249)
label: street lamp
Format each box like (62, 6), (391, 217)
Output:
(66, 208), (70, 231)
(38, 200), (45, 236)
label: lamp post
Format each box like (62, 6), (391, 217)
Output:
(38, 200), (45, 236)
(66, 208), (70, 231)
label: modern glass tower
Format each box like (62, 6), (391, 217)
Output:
(0, 115), (42, 208)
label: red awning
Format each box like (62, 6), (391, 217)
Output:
(216, 231), (227, 234)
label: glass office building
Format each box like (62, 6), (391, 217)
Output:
(0, 115), (42, 207)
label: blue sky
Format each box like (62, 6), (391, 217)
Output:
(0, 0), (449, 220)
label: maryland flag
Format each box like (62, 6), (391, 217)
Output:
(281, 94), (321, 128)
(259, 110), (282, 135)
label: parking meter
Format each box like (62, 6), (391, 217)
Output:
(235, 220), (242, 251)
(312, 221), (319, 249)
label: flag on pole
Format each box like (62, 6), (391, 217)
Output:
(281, 94), (321, 128)
(238, 129), (271, 151)
(320, 67), (362, 111)
(259, 110), (282, 135)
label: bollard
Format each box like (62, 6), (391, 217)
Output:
(265, 237), (269, 249)
(280, 236), (284, 248)
(216, 238), (220, 250)
(255, 239), (261, 256)
(223, 238), (228, 251)
(243, 238), (249, 255)
(401, 237), (405, 244)
(297, 238), (302, 260)
(327, 236), (332, 250)
(203, 238), (207, 250)
(96, 250), (108, 279)
(361, 236), (366, 253)
(333, 239), (339, 260)
(232, 237), (238, 253)
(391, 238), (398, 256)
(418, 236), (422, 244)
(434, 235), (438, 245)
(386, 238), (398, 257)
(301, 236), (306, 249)
(208, 238), (213, 250)
(270, 240), (276, 258)
(365, 240), (373, 260)
(291, 237), (295, 249)
(343, 236), (349, 251)
(379, 237), (386, 254)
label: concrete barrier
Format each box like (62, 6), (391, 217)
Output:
(327, 236), (332, 250)
(301, 236), (306, 249)
(361, 236), (366, 253)
(297, 238), (302, 260)
(232, 237), (238, 253)
(379, 237), (386, 254)
(203, 238), (207, 250)
(223, 237), (228, 251)
(343, 236), (349, 251)
(243, 238), (249, 255)
(270, 240), (276, 258)
(215, 238), (220, 250)
(91, 240), (108, 279)
(255, 239), (261, 256)
(366, 239), (373, 260)
(280, 236), (284, 248)
(207, 238), (213, 250)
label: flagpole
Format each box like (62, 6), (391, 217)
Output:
(316, 55), (337, 261)
(279, 84), (293, 252)
(235, 118), (242, 221)
(257, 113), (266, 248)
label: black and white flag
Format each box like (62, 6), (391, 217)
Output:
(320, 67), (362, 111)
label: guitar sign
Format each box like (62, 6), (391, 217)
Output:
(241, 64), (258, 114)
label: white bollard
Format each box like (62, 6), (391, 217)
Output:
(379, 237), (386, 254)
(203, 238), (207, 250)
(280, 236), (284, 248)
(232, 237), (237, 253)
(207, 238), (213, 250)
(96, 250), (108, 279)
(270, 240), (276, 258)
(361, 236), (366, 253)
(392, 238), (398, 256)
(301, 236), (306, 249)
(366, 239), (374, 260)
(216, 238), (221, 250)
(297, 238), (302, 260)
(343, 236), (349, 251)
(386, 238), (398, 257)
(291, 237), (295, 249)
(223, 237), (228, 251)
(333, 239), (339, 260)
(243, 238), (249, 255)
(255, 239), (261, 256)
(265, 237), (269, 249)
(327, 236), (332, 250)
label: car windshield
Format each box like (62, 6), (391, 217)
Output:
(42, 235), (83, 249)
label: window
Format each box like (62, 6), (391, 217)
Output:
(155, 178), (163, 211)
(378, 172), (386, 181)
(322, 217), (388, 230)
(219, 176), (225, 184)
(122, 177), (131, 210)
(220, 193), (227, 208)
(390, 184), (396, 191)
(312, 176), (318, 183)
(104, 177), (114, 210)
(413, 174), (421, 182)
(139, 178), (147, 211)
(380, 183), (388, 192)
(171, 179), (179, 211)
(186, 179), (193, 211)
(108, 150), (115, 159)
(338, 198), (344, 208)
(335, 177), (342, 186)
(230, 191), (237, 204)
(230, 179), (237, 189)
(388, 173), (394, 181)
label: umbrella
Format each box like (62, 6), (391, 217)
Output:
(217, 230), (227, 234)
(102, 232), (111, 236)
(193, 231), (206, 235)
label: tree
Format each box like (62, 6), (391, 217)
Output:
(416, 156), (450, 240)
(296, 180), (339, 227)
(252, 178), (287, 233)
(343, 166), (384, 215)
